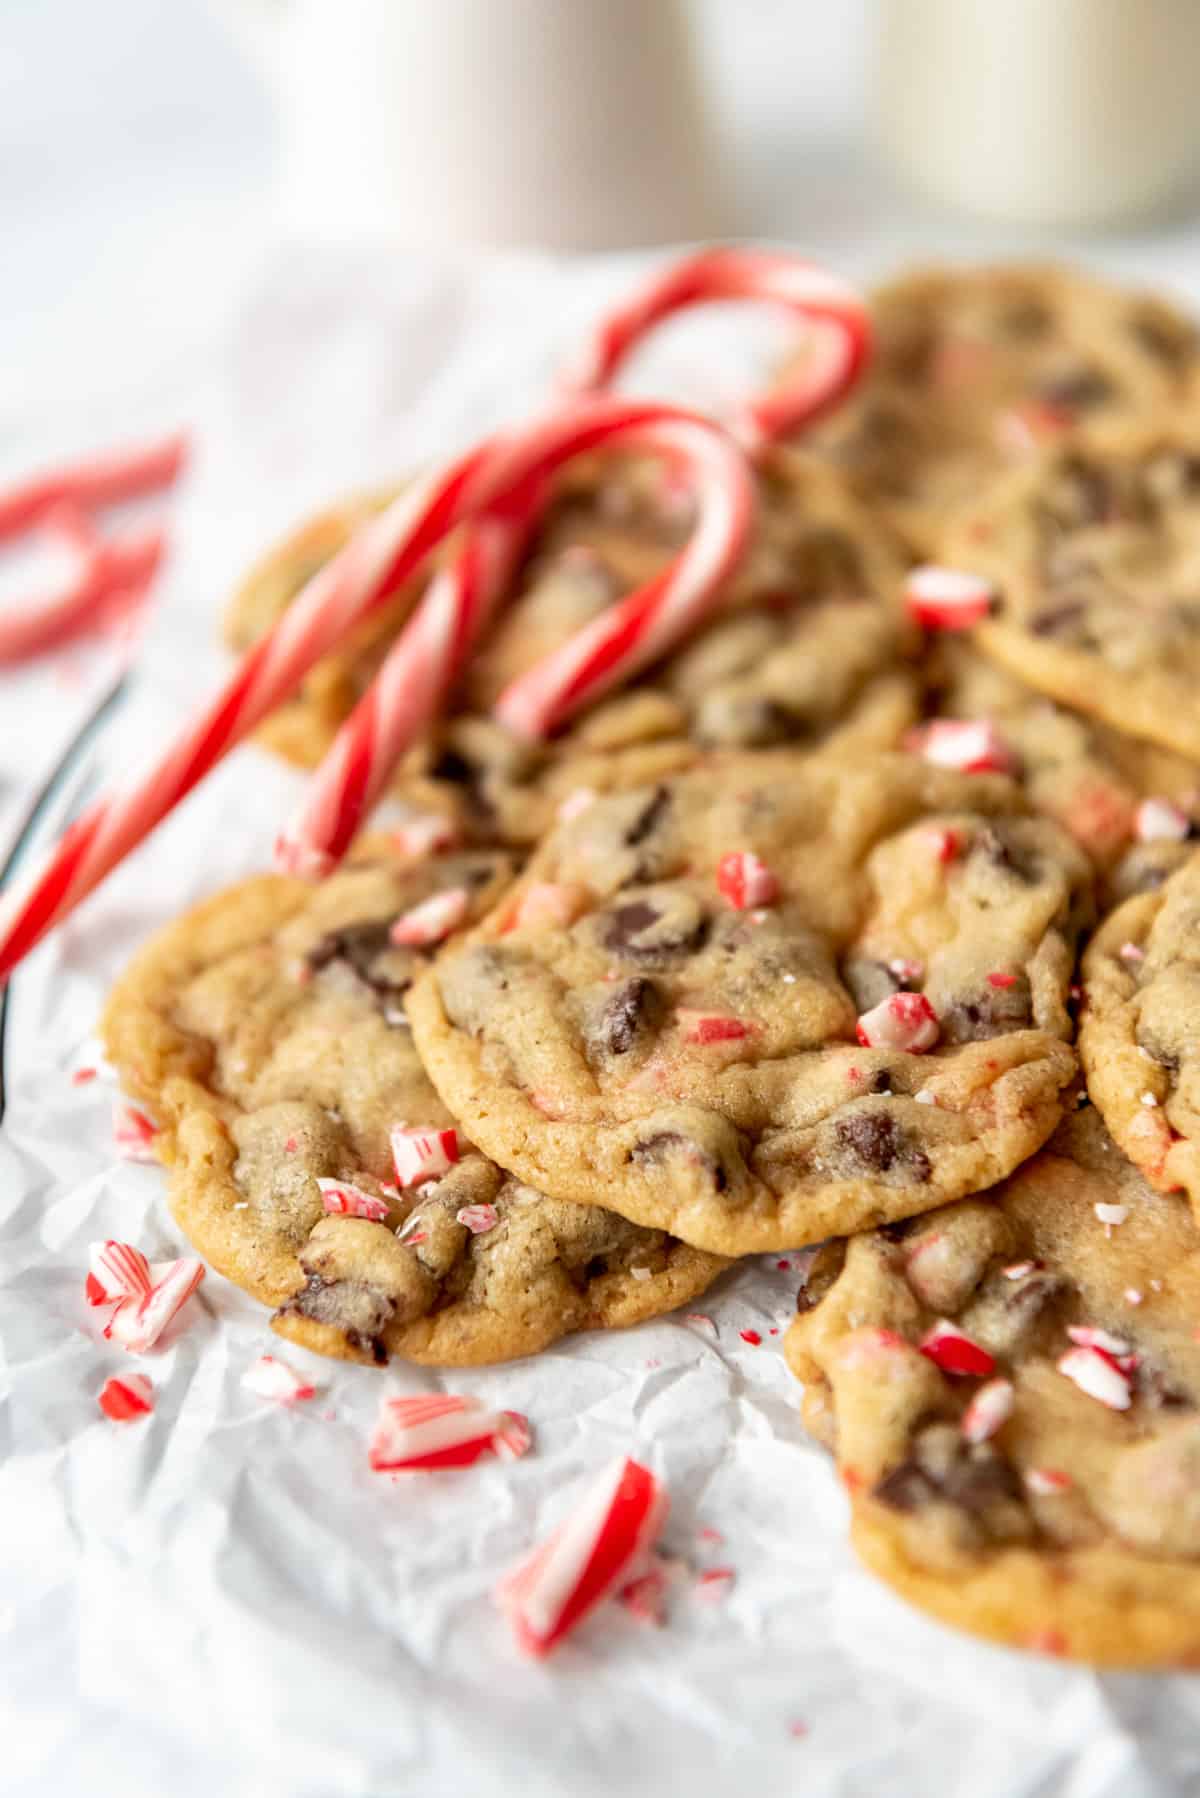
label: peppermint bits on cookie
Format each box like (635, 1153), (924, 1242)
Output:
(856, 992), (939, 1053)
(390, 1125), (459, 1188)
(906, 719), (1017, 776)
(904, 566), (996, 631)
(716, 851), (778, 910)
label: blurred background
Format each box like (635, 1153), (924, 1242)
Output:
(8, 0), (1200, 432)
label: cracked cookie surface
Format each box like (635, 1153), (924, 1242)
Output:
(785, 1107), (1200, 1665)
(409, 754), (1090, 1254)
(101, 842), (725, 1366)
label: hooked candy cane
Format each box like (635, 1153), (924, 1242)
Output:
(0, 505), (167, 665)
(0, 399), (746, 979)
(277, 398), (752, 867)
(0, 431), (186, 544)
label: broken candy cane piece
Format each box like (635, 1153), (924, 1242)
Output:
(1025, 1467), (1073, 1496)
(1065, 1324), (1133, 1357)
(103, 1256), (205, 1353)
(391, 811), (460, 858)
(507, 883), (589, 931)
(904, 565), (996, 631)
(316, 1177), (391, 1222)
(856, 991), (939, 1053)
(389, 887), (470, 947)
(496, 1456), (667, 1658)
(676, 1009), (754, 1045)
(1135, 796), (1191, 843)
(391, 1124), (459, 1188)
(369, 1393), (531, 1471)
(715, 851), (779, 910)
(98, 1373), (154, 1421)
(242, 1354), (316, 1404)
(86, 1239), (153, 1307)
(455, 1203), (499, 1235)
(906, 719), (1016, 775)
(961, 1378), (1014, 1444)
(919, 1320), (997, 1378)
(1057, 1346), (1132, 1410)
(112, 1100), (158, 1162)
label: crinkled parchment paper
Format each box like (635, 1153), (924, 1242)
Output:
(2, 248), (1199, 1798)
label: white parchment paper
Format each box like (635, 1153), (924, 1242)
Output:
(2, 247), (1200, 1798)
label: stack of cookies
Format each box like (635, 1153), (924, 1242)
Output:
(104, 263), (1200, 1665)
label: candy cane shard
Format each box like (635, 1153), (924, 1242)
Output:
(565, 246), (871, 450)
(0, 399), (741, 979)
(86, 1239), (154, 1307)
(103, 1256), (205, 1353)
(112, 1099), (159, 1162)
(316, 1178), (392, 1222)
(495, 1457), (668, 1658)
(369, 1393), (532, 1472)
(98, 1373), (155, 1422)
(241, 1354), (316, 1404)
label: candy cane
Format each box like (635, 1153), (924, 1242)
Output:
(0, 399), (747, 977)
(563, 246), (871, 451)
(0, 431), (187, 544)
(496, 1457), (667, 1657)
(277, 400), (752, 868)
(0, 504), (167, 665)
(490, 249), (868, 741)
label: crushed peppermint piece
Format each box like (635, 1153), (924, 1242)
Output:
(1124, 1288), (1144, 1306)
(317, 1177), (391, 1222)
(776, 1259), (791, 1272)
(557, 787), (597, 823)
(98, 1373), (154, 1422)
(617, 1565), (669, 1626)
(1025, 1467), (1073, 1496)
(495, 1456), (667, 1658)
(112, 1100), (159, 1162)
(72, 1066), (98, 1086)
(1002, 1260), (1037, 1280)
(391, 1124), (459, 1187)
(1057, 1346), (1132, 1410)
(694, 1566), (736, 1602)
(86, 1239), (153, 1308)
(919, 1320), (996, 1378)
(629, 1264), (652, 1282)
(369, 1393), (531, 1472)
(1094, 1201), (1129, 1228)
(716, 850), (779, 910)
(739, 1329), (762, 1346)
(391, 811), (459, 858)
(856, 990), (939, 1053)
(686, 1313), (716, 1333)
(455, 1203), (499, 1235)
(906, 718), (1016, 775)
(921, 825), (963, 864)
(508, 882), (588, 932)
(103, 1256), (205, 1353)
(1119, 941), (1146, 964)
(242, 1354), (316, 1404)
(676, 1009), (754, 1045)
(1135, 796), (1191, 843)
(887, 956), (924, 985)
(1141, 1092), (1159, 1108)
(961, 1378), (1014, 1444)
(904, 564), (996, 631)
(914, 1089), (936, 1105)
(986, 971), (1017, 989)
(1066, 1324), (1132, 1355)
(389, 887), (469, 947)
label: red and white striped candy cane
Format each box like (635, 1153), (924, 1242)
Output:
(0, 431), (187, 545)
(0, 505), (167, 665)
(277, 400), (753, 869)
(563, 246), (871, 452)
(0, 400), (747, 978)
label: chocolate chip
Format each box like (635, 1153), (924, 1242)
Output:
(630, 1130), (727, 1192)
(941, 978), (1033, 1044)
(793, 1239), (847, 1312)
(841, 957), (902, 1013)
(873, 1461), (937, 1513)
(975, 827), (1038, 884)
(834, 1113), (931, 1182)
(1037, 368), (1115, 414)
(1136, 1364), (1192, 1410)
(597, 977), (662, 1055)
(601, 895), (705, 964)
(307, 918), (411, 1000)
(1001, 1268), (1068, 1328)
(938, 1445), (1024, 1512)
(277, 1274), (392, 1364)
(624, 786), (670, 848)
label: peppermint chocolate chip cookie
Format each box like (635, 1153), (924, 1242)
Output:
(409, 754), (1090, 1255)
(226, 450), (918, 846)
(1080, 848), (1200, 1213)
(101, 844), (725, 1366)
(940, 423), (1200, 762)
(795, 263), (1199, 551)
(785, 1107), (1200, 1666)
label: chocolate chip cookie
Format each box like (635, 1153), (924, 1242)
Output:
(938, 422), (1200, 762)
(794, 263), (1199, 551)
(1080, 848), (1200, 1215)
(101, 843), (726, 1366)
(785, 1106), (1200, 1665)
(408, 754), (1091, 1255)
